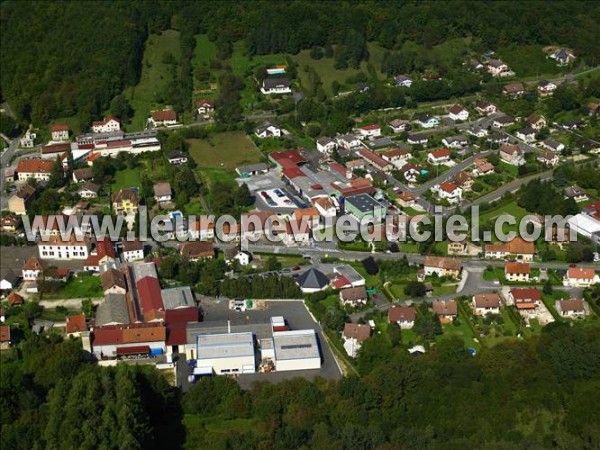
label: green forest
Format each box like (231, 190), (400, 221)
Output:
(1, 1), (599, 127)
(2, 322), (599, 449)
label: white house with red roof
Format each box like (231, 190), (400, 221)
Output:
(92, 116), (121, 133)
(356, 124), (382, 138)
(148, 109), (177, 127)
(196, 99), (214, 118)
(427, 148), (451, 165)
(563, 267), (599, 287)
(448, 104), (469, 121)
(38, 235), (90, 260)
(432, 181), (462, 204)
(402, 164), (420, 183)
(50, 123), (69, 141)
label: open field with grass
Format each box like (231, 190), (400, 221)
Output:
(111, 167), (142, 190)
(123, 30), (181, 131)
(229, 41), (287, 77)
(479, 200), (530, 236)
(188, 132), (263, 170)
(497, 45), (563, 78)
(192, 34), (217, 99)
(42, 273), (103, 300)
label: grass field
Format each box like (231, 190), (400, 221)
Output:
(188, 132), (263, 170)
(479, 200), (530, 236)
(44, 273), (103, 300)
(111, 167), (143, 190)
(293, 42), (387, 96)
(439, 317), (481, 351)
(192, 34), (217, 100)
(229, 41), (287, 77)
(497, 45), (563, 78)
(123, 30), (181, 131)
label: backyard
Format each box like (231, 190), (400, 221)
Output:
(41, 273), (103, 300)
(187, 132), (263, 170)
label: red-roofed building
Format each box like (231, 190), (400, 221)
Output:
(357, 149), (392, 171)
(269, 149), (307, 169)
(356, 124), (382, 138)
(41, 142), (71, 156)
(388, 306), (416, 329)
(17, 159), (55, 182)
(92, 116), (121, 133)
(563, 267), (600, 287)
(149, 109), (177, 127)
(84, 237), (117, 272)
(91, 323), (167, 359)
(137, 277), (165, 321)
(66, 314), (88, 336)
(505, 262), (531, 282)
(50, 124), (69, 141)
(87, 152), (101, 166)
(196, 99), (214, 118)
(509, 288), (541, 310)
(433, 181), (462, 204)
(7, 292), (24, 307)
(428, 148), (451, 165)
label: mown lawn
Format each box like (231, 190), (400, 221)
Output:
(183, 415), (257, 450)
(123, 30), (181, 131)
(497, 44), (563, 78)
(229, 41), (287, 77)
(43, 273), (103, 300)
(479, 200), (530, 236)
(438, 316), (481, 351)
(188, 132), (263, 170)
(192, 34), (217, 101)
(111, 167), (142, 190)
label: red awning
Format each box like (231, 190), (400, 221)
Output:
(116, 345), (150, 355)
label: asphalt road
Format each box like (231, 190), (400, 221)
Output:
(0, 138), (19, 209)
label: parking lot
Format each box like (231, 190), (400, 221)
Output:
(195, 298), (343, 389)
(237, 171), (306, 213)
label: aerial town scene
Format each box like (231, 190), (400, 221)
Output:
(0, 1), (599, 448)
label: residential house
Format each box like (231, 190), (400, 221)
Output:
(367, 137), (394, 150)
(66, 314), (88, 337)
(407, 133), (429, 145)
(487, 133), (510, 145)
(0, 215), (20, 233)
(356, 124), (382, 138)
(92, 117), (120, 133)
(472, 293), (501, 316)
(1, 326), (11, 350)
(413, 113), (440, 128)
(7, 292), (24, 307)
(564, 186), (588, 203)
(336, 133), (363, 149)
(17, 159), (55, 182)
(550, 48), (575, 66)
(505, 262), (531, 282)
(563, 267), (599, 287)
(492, 115), (515, 128)
(38, 235), (90, 260)
(0, 269), (18, 292)
(448, 104), (469, 121)
(486, 59), (511, 77)
(541, 138), (565, 153)
(475, 100), (497, 115)
(537, 80), (557, 95)
(586, 102), (599, 116)
(19, 129), (37, 148)
(223, 247), (251, 267)
(316, 137), (338, 153)
(381, 148), (410, 165)
(484, 237), (535, 261)
(255, 121), (282, 139)
(388, 119), (411, 133)
(346, 159), (365, 172)
(339, 286), (368, 307)
(402, 163), (420, 183)
(77, 182), (100, 199)
(313, 197), (337, 219)
(427, 148), (451, 165)
(296, 268), (329, 294)
(388, 306), (416, 329)
(148, 109), (177, 127)
(432, 299), (458, 322)
(537, 149), (559, 166)
(466, 125), (488, 138)
(555, 299), (587, 318)
(515, 127), (536, 143)
(179, 241), (214, 261)
(503, 82), (525, 96)
(260, 77), (292, 95)
(342, 323), (371, 358)
(472, 158), (495, 177)
(526, 114), (547, 130)
(84, 237), (117, 271)
(72, 167), (93, 183)
(101, 268), (127, 295)
(153, 182), (172, 204)
(357, 149), (393, 171)
(442, 135), (469, 149)
(452, 171), (474, 191)
(433, 181), (462, 204)
(499, 143), (525, 166)
(112, 189), (139, 215)
(50, 123), (69, 141)
(280, 220), (311, 247)
(447, 240), (468, 255)
(121, 239), (145, 262)
(22, 256), (47, 281)
(195, 99), (214, 118)
(394, 74), (413, 87)
(509, 287), (541, 311)
(423, 256), (462, 278)
(168, 151), (189, 165)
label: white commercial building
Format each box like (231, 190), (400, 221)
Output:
(271, 329), (321, 372)
(196, 332), (256, 375)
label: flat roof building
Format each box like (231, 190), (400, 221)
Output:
(196, 332), (257, 375)
(272, 329), (321, 372)
(161, 286), (195, 310)
(344, 193), (386, 221)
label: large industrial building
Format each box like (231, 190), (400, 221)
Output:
(195, 332), (257, 375)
